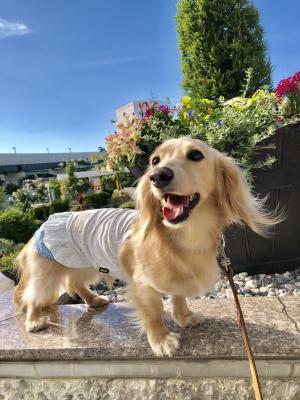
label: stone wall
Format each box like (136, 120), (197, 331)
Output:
(0, 378), (299, 400)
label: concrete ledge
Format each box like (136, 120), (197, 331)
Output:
(1, 290), (299, 361)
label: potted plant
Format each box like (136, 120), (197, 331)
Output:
(225, 71), (300, 273)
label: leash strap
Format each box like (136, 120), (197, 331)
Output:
(219, 237), (263, 400)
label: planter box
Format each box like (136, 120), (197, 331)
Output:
(225, 122), (300, 274)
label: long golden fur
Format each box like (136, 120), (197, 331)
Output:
(14, 137), (280, 356)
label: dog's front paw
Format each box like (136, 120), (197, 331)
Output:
(88, 295), (109, 308)
(25, 315), (50, 333)
(148, 331), (180, 356)
(173, 311), (202, 328)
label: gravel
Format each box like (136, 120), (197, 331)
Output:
(199, 267), (300, 300)
(96, 267), (300, 302)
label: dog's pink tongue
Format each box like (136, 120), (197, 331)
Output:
(163, 205), (183, 220)
(163, 194), (188, 220)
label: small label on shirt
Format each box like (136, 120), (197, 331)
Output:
(99, 267), (109, 274)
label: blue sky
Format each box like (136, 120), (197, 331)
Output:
(0, 0), (299, 153)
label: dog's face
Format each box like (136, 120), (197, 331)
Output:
(147, 137), (217, 226)
(136, 136), (278, 235)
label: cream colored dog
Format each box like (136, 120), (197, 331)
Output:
(14, 137), (279, 356)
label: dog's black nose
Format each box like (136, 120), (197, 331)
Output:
(150, 167), (174, 188)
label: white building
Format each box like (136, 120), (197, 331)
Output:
(115, 100), (161, 122)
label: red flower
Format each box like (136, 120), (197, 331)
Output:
(158, 105), (170, 114)
(276, 71), (300, 98)
(145, 108), (154, 118)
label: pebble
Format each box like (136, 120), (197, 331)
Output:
(225, 288), (233, 298)
(283, 271), (291, 279)
(259, 287), (269, 293)
(116, 295), (125, 302)
(115, 287), (126, 295)
(284, 284), (295, 291)
(245, 279), (257, 289)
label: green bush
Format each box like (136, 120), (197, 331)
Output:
(111, 190), (132, 208)
(119, 200), (135, 209)
(0, 252), (19, 274)
(0, 238), (24, 257)
(0, 239), (24, 276)
(30, 204), (50, 221)
(49, 199), (70, 215)
(4, 183), (19, 195)
(100, 175), (115, 194)
(0, 188), (5, 210)
(0, 209), (37, 243)
(48, 178), (61, 199)
(85, 192), (110, 208)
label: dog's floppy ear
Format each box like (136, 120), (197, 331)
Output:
(216, 154), (282, 236)
(135, 171), (161, 235)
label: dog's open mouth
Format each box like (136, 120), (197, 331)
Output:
(162, 193), (200, 224)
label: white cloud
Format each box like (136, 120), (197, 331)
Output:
(0, 18), (31, 39)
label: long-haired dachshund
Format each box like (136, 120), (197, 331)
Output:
(14, 137), (280, 356)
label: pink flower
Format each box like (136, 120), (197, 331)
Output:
(145, 108), (154, 118)
(159, 105), (170, 114)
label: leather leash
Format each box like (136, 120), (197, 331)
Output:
(219, 236), (263, 400)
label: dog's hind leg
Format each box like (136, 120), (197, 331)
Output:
(23, 265), (61, 332)
(66, 268), (109, 308)
(69, 284), (109, 307)
(16, 241), (63, 332)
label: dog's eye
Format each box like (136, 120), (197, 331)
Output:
(152, 156), (160, 166)
(187, 150), (204, 161)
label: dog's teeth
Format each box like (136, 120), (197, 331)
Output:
(190, 195), (193, 201)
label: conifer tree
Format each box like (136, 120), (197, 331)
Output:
(176, 0), (272, 99)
